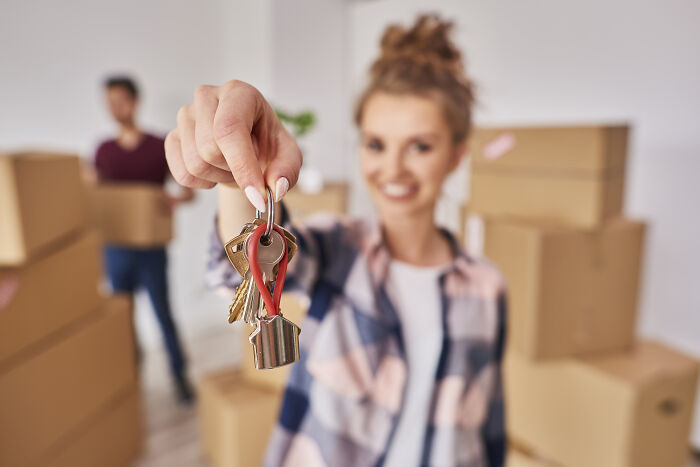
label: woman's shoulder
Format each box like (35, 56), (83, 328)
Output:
(448, 250), (507, 300)
(294, 212), (369, 241)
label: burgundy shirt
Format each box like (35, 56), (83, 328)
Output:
(94, 133), (169, 185)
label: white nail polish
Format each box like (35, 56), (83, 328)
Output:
(244, 186), (266, 212)
(275, 177), (289, 202)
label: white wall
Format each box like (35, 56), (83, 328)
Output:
(0, 0), (273, 352)
(270, 0), (351, 182)
(348, 0), (700, 449)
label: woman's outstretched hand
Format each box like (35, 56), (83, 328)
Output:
(164, 80), (302, 211)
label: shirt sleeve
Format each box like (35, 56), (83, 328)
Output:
(205, 202), (326, 299)
(481, 290), (507, 467)
(94, 144), (105, 179)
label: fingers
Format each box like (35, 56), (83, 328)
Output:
(165, 129), (216, 189)
(176, 105), (233, 183)
(193, 85), (229, 171)
(164, 79), (303, 212)
(213, 81), (266, 208)
(264, 128), (302, 202)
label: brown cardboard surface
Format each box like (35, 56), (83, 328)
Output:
(484, 217), (645, 359)
(0, 295), (137, 466)
(507, 448), (561, 467)
(505, 340), (700, 467)
(199, 369), (242, 459)
(241, 294), (308, 390)
(38, 385), (142, 467)
(199, 369), (241, 459)
(0, 153), (89, 265)
(284, 182), (349, 221)
(469, 125), (628, 228)
(91, 182), (173, 247)
(470, 125), (628, 172)
(199, 369), (283, 467)
(0, 230), (102, 366)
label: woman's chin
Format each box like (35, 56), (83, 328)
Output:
(375, 197), (430, 220)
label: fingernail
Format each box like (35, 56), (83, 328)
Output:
(275, 177), (289, 202)
(244, 186), (266, 212)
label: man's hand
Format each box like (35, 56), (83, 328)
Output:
(160, 188), (195, 214)
(164, 80), (302, 212)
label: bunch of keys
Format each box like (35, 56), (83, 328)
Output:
(224, 187), (301, 369)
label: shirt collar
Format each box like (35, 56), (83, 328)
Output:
(361, 221), (474, 287)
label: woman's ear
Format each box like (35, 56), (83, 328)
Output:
(448, 140), (468, 172)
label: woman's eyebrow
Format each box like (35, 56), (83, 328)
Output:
(360, 131), (439, 141)
(408, 132), (439, 140)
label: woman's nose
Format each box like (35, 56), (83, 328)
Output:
(381, 149), (404, 178)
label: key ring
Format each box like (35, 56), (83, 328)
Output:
(255, 187), (274, 241)
(247, 223), (288, 316)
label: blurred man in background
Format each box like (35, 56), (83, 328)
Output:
(95, 76), (195, 404)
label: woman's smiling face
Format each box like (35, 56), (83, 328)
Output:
(359, 91), (464, 220)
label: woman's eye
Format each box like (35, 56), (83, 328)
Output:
(410, 142), (432, 153)
(366, 139), (384, 152)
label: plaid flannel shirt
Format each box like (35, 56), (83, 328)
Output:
(207, 206), (507, 467)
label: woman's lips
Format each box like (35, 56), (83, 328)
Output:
(380, 182), (418, 201)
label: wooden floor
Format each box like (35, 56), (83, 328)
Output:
(130, 326), (700, 467)
(131, 325), (245, 467)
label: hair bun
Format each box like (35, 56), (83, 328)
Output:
(357, 14), (475, 143)
(376, 14), (463, 76)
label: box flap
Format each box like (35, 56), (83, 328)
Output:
(580, 340), (700, 387)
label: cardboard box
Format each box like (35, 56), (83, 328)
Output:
(199, 369), (283, 467)
(505, 341), (700, 467)
(241, 294), (308, 390)
(484, 217), (645, 359)
(0, 230), (102, 365)
(507, 448), (560, 467)
(38, 386), (142, 467)
(0, 152), (89, 265)
(284, 181), (348, 221)
(0, 295), (137, 466)
(91, 182), (173, 247)
(469, 125), (627, 228)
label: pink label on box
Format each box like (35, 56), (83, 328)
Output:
(483, 132), (516, 160)
(0, 277), (19, 310)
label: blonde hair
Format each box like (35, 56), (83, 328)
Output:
(355, 14), (475, 143)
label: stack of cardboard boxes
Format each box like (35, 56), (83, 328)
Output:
(0, 152), (142, 467)
(198, 182), (348, 467)
(466, 126), (700, 467)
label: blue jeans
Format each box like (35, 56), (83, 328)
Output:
(104, 246), (186, 377)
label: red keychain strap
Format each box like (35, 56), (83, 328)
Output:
(247, 223), (288, 316)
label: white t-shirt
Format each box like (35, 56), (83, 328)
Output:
(384, 260), (446, 467)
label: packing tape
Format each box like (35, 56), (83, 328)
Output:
(483, 132), (516, 160)
(0, 276), (19, 309)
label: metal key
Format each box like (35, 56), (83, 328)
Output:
(225, 219), (298, 278)
(240, 269), (262, 324)
(225, 220), (263, 277)
(228, 207), (291, 325)
(227, 276), (251, 323)
(225, 220), (264, 324)
(241, 229), (286, 324)
(226, 224), (296, 324)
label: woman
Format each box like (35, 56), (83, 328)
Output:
(166, 15), (507, 467)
